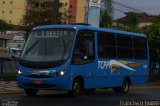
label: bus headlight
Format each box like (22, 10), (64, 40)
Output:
(17, 70), (23, 75)
(57, 70), (67, 76)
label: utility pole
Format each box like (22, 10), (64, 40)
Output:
(87, 0), (101, 27)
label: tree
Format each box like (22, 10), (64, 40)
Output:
(116, 12), (139, 32)
(100, 9), (112, 28)
(21, 0), (60, 39)
(0, 19), (12, 32)
(142, 16), (160, 62)
(103, 0), (114, 19)
(22, 0), (60, 31)
(58, 3), (71, 24)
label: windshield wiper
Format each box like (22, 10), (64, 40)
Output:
(61, 36), (66, 62)
(20, 40), (40, 61)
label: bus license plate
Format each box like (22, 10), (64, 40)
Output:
(33, 80), (43, 84)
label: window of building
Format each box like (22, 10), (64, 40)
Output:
(98, 32), (116, 58)
(70, 5), (72, 8)
(2, 10), (5, 14)
(10, 1), (13, 4)
(27, 1), (29, 6)
(35, 3), (39, 7)
(9, 20), (12, 24)
(59, 3), (63, 7)
(133, 37), (147, 59)
(26, 11), (30, 15)
(10, 10), (12, 14)
(27, 1), (32, 7)
(65, 2), (67, 6)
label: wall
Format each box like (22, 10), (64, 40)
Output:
(0, 0), (26, 25)
(76, 0), (86, 23)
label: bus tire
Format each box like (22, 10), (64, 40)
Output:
(69, 79), (83, 97)
(113, 79), (130, 94)
(24, 89), (38, 96)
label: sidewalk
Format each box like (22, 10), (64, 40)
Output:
(0, 81), (24, 94)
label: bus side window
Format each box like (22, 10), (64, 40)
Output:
(133, 37), (147, 59)
(72, 31), (95, 64)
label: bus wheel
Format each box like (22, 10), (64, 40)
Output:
(113, 79), (130, 94)
(121, 79), (130, 93)
(84, 89), (95, 95)
(69, 79), (83, 97)
(24, 89), (38, 96)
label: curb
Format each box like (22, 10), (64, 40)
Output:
(0, 91), (24, 94)
(147, 82), (160, 86)
(131, 85), (160, 89)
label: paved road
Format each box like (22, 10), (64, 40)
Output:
(0, 87), (160, 106)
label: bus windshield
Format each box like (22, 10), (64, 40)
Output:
(20, 29), (75, 64)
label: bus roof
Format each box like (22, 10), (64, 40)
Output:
(33, 24), (146, 37)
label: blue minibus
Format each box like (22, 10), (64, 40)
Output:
(16, 24), (149, 96)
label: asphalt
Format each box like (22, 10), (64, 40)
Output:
(0, 80), (160, 95)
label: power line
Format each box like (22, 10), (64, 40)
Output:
(112, 0), (152, 15)
(113, 8), (126, 14)
(89, 1), (151, 16)
(93, 2), (127, 15)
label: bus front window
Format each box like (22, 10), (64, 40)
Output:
(19, 29), (75, 68)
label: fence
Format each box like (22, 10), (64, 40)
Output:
(0, 58), (18, 80)
(149, 68), (160, 82)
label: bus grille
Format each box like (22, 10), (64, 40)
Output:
(23, 83), (56, 88)
(26, 75), (53, 78)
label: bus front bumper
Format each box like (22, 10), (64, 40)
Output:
(16, 74), (71, 91)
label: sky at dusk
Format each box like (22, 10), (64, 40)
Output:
(113, 0), (160, 19)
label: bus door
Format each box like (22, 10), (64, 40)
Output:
(70, 30), (97, 89)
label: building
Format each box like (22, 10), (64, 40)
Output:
(70, 0), (86, 23)
(0, 0), (88, 26)
(59, 0), (86, 23)
(25, 0), (60, 26)
(0, 0), (26, 25)
(0, 0), (60, 26)
(0, 33), (13, 48)
(6, 31), (25, 49)
(113, 13), (158, 27)
(59, 0), (70, 23)
(68, 0), (113, 23)
(136, 13), (157, 27)
(0, 0), (87, 25)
